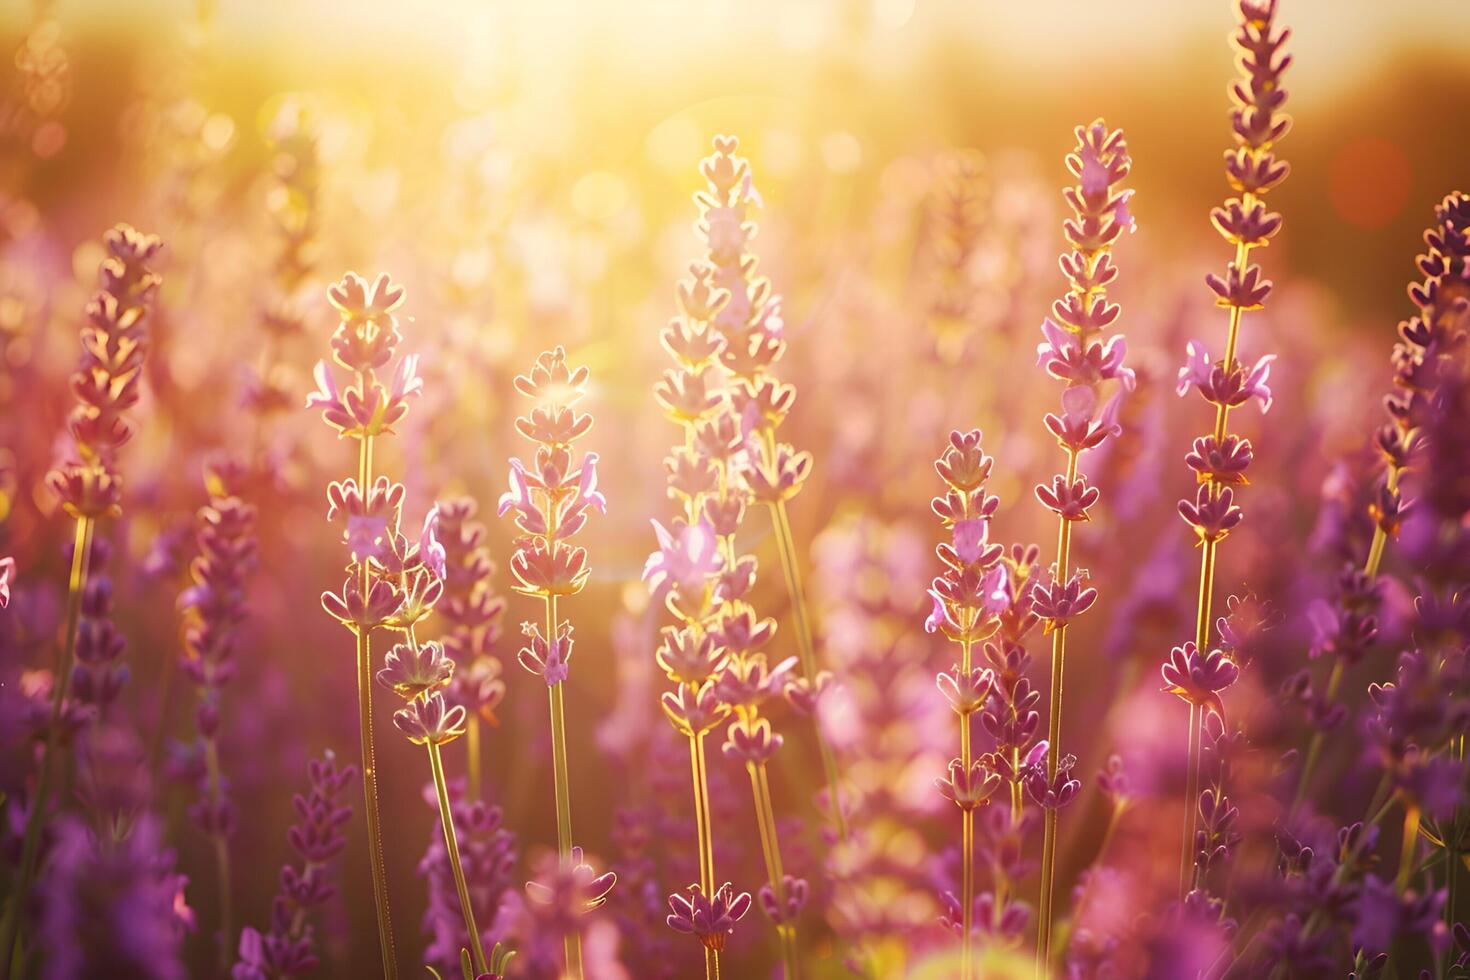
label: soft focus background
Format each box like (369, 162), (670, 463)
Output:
(1, 0), (1468, 976)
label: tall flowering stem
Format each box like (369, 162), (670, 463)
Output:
(1293, 196), (1466, 810)
(926, 430), (1008, 979)
(499, 346), (613, 980)
(179, 468), (257, 970)
(310, 271), (430, 979)
(1031, 120), (1135, 968)
(1175, 0), (1290, 892)
(378, 638), (487, 974)
(648, 261), (771, 975)
(233, 752), (356, 979)
(435, 497), (507, 802)
(695, 136), (846, 838)
(0, 225), (162, 976)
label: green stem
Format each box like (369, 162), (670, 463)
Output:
(1037, 448), (1078, 975)
(748, 760), (800, 979)
(1397, 804), (1422, 894)
(547, 672), (583, 978)
(0, 514), (94, 979)
(768, 498), (848, 840)
(355, 434), (398, 980)
(429, 741), (488, 974)
(1180, 703), (1202, 898)
(687, 729), (719, 980)
(959, 634), (975, 980)
(1448, 736), (1465, 973)
(467, 717), (482, 802)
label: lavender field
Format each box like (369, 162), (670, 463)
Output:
(0, 0), (1468, 977)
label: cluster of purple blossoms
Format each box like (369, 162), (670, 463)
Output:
(1166, 0), (1290, 929)
(177, 457), (258, 957)
(68, 538), (127, 718)
(694, 136), (844, 836)
(498, 347), (604, 614)
(646, 236), (759, 967)
(1, 224), (165, 971)
(311, 273), (436, 642)
(45, 224), (163, 520)
(416, 782), (518, 977)
(37, 810), (192, 980)
(499, 344), (612, 978)
(809, 517), (953, 955)
(925, 428), (1012, 973)
(309, 269), (430, 975)
(434, 497), (508, 732)
(233, 753), (355, 979)
(1031, 117), (1135, 967)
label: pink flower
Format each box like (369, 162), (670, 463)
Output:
(643, 519), (723, 595)
(418, 505), (445, 580)
(497, 459), (545, 536)
(952, 518), (989, 565)
(1177, 340), (1213, 397)
(0, 556), (13, 609)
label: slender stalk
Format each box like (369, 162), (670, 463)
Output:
(0, 514), (95, 978)
(354, 433), (398, 980)
(1176, 228), (1251, 907)
(203, 737), (234, 971)
(768, 497), (848, 840)
(1036, 446), (1078, 972)
(959, 633), (976, 980)
(1179, 704), (1202, 897)
(467, 717), (482, 801)
(1448, 735), (1465, 972)
(748, 760), (800, 979)
(1291, 467), (1401, 813)
(1397, 803), (1422, 894)
(548, 682), (583, 976)
(687, 729), (719, 980)
(429, 741), (488, 974)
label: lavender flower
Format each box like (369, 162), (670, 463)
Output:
(233, 752), (356, 979)
(928, 429), (1013, 976)
(2, 224), (163, 969)
(177, 464), (257, 967)
(310, 270), (429, 978)
(1171, 0), (1290, 905)
(499, 346), (612, 979)
(693, 135), (846, 842)
(1033, 119), (1135, 969)
(434, 496), (508, 797)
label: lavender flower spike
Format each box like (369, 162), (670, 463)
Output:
(1034, 119), (1136, 972)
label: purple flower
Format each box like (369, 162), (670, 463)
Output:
(642, 519), (723, 595)
(497, 459), (545, 536)
(721, 715), (783, 764)
(936, 757), (1003, 810)
(517, 621), (572, 686)
(1022, 744), (1081, 810)
(418, 505), (446, 580)
(376, 641), (455, 699)
(393, 691), (468, 746)
(525, 845), (617, 922)
(1160, 642), (1240, 719)
(1176, 341), (1276, 412)
(952, 518), (988, 564)
(758, 876), (809, 926)
(665, 882), (752, 951)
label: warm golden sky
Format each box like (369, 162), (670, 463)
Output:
(8, 0), (1469, 103)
